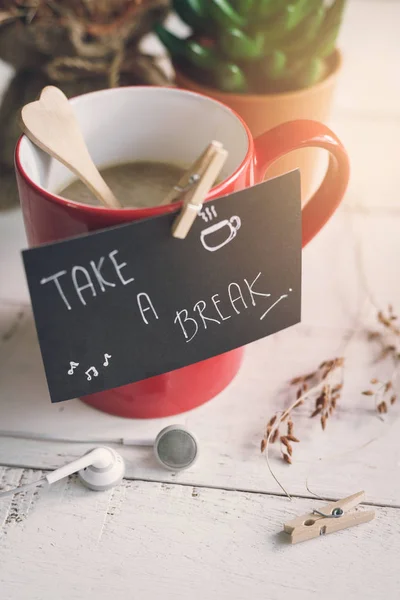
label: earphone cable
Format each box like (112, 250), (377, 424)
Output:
(0, 477), (48, 499)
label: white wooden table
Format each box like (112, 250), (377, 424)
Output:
(1, 2), (399, 598)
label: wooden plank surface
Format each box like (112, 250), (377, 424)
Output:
(0, 470), (399, 600)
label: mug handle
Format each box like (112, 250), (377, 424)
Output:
(253, 120), (350, 247)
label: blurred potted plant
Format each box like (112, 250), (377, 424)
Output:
(155, 0), (347, 199)
(0, 0), (170, 210)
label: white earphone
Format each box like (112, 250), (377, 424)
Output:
(154, 425), (198, 471)
(0, 425), (198, 497)
(49, 446), (125, 491)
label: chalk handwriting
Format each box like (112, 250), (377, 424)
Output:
(109, 250), (134, 285)
(39, 252), (162, 321)
(72, 265), (97, 306)
(39, 250), (139, 311)
(90, 257), (116, 292)
(211, 294), (231, 321)
(260, 289), (292, 321)
(68, 361), (79, 375)
(40, 271), (71, 311)
(137, 292), (159, 325)
(174, 272), (292, 342)
(228, 282), (248, 314)
(244, 272), (271, 306)
(85, 366), (99, 381)
(174, 309), (198, 343)
(103, 353), (112, 367)
(194, 300), (221, 330)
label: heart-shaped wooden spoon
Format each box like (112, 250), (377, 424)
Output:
(20, 86), (122, 209)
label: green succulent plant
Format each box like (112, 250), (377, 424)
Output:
(155, 0), (346, 94)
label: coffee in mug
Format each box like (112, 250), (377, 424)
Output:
(59, 160), (187, 208)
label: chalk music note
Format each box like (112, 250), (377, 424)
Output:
(103, 353), (112, 367)
(68, 361), (79, 375)
(85, 366), (99, 381)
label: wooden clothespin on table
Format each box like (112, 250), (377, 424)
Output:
(168, 141), (228, 240)
(284, 491), (375, 544)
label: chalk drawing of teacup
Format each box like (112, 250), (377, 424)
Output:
(200, 216), (241, 252)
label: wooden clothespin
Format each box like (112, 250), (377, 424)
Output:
(160, 141), (223, 206)
(170, 141), (228, 239)
(284, 491), (375, 544)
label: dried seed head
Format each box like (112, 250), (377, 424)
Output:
(304, 372), (316, 381)
(280, 436), (289, 449)
(331, 398), (337, 409)
(311, 407), (322, 418)
(302, 382), (308, 392)
(332, 384), (343, 393)
(268, 415), (277, 427)
(283, 453), (292, 465)
(266, 425), (272, 438)
(377, 401), (388, 414)
(368, 331), (381, 340)
(287, 420), (294, 435)
(260, 439), (267, 453)
(321, 415), (327, 430)
(379, 347), (393, 360)
(384, 381), (392, 392)
(290, 375), (304, 385)
(391, 395), (397, 405)
(335, 357), (345, 367)
(322, 367), (332, 380)
(370, 378), (379, 385)
(378, 311), (391, 327)
(287, 434), (300, 443)
(271, 429), (279, 444)
(294, 399), (304, 408)
(362, 390), (374, 396)
(286, 443), (293, 456)
(296, 388), (303, 400)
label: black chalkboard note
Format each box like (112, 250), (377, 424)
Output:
(22, 170), (302, 403)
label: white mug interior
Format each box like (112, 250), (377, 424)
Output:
(18, 86), (250, 200)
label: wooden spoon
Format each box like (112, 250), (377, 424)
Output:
(20, 86), (122, 209)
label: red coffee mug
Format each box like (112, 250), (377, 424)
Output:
(15, 87), (349, 418)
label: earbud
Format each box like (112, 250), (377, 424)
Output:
(46, 446), (125, 491)
(0, 446), (126, 498)
(124, 425), (199, 471)
(154, 425), (198, 471)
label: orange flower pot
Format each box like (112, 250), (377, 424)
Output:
(175, 50), (342, 202)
